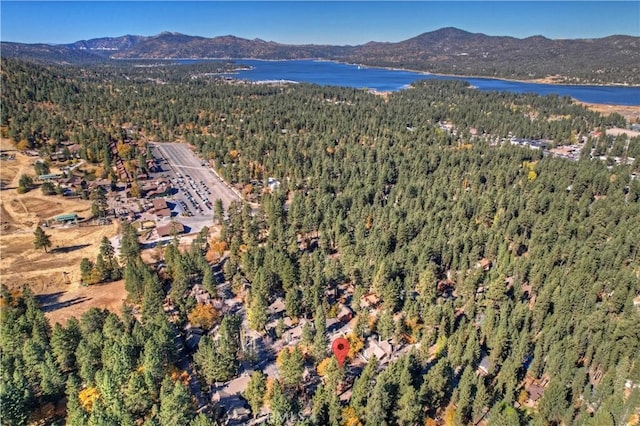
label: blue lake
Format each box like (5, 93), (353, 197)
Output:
(218, 59), (640, 106)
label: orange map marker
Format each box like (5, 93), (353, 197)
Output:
(331, 337), (350, 367)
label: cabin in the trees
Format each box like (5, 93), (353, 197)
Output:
(478, 354), (492, 376)
(363, 336), (393, 363)
(267, 297), (286, 318)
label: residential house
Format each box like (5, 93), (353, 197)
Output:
(337, 304), (354, 323)
(190, 284), (213, 305)
(326, 317), (340, 333)
(267, 297), (286, 318)
(360, 293), (381, 310)
(281, 323), (304, 344)
(478, 354), (492, 376)
(477, 258), (492, 271)
(363, 336), (393, 363)
(212, 388), (251, 426)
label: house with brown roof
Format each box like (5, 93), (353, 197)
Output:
(337, 304), (354, 323)
(477, 258), (492, 271)
(150, 198), (172, 219)
(360, 293), (381, 309)
(157, 221), (184, 238)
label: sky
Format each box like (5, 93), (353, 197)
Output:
(1, 1), (638, 45)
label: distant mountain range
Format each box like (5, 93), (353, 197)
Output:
(3, 28), (639, 85)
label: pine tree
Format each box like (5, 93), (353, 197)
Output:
(277, 346), (304, 387)
(194, 316), (239, 384)
(124, 260), (144, 303)
(244, 371), (267, 417)
(190, 413), (215, 426)
(159, 377), (196, 425)
(0, 375), (34, 426)
(141, 273), (164, 323)
(17, 174), (33, 193)
(247, 287), (268, 332)
(350, 356), (378, 419)
(269, 380), (292, 426)
(65, 374), (88, 426)
(313, 305), (327, 361)
(124, 371), (152, 418)
(39, 352), (65, 399)
(50, 319), (81, 372)
(99, 236), (121, 281)
(119, 222), (140, 264)
(213, 199), (224, 225)
(365, 371), (393, 426)
(33, 226), (52, 253)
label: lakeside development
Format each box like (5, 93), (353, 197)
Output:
(223, 59), (640, 106)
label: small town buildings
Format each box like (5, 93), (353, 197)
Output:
(150, 198), (172, 219)
(281, 323), (305, 344)
(37, 173), (64, 181)
(87, 179), (112, 191)
(212, 389), (251, 425)
(190, 284), (213, 305)
(140, 178), (171, 198)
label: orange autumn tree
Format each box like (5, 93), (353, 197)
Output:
(206, 239), (228, 263)
(187, 304), (220, 330)
(342, 406), (363, 426)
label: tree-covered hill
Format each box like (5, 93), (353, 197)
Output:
(2, 27), (639, 84)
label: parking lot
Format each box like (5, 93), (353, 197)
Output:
(149, 142), (240, 221)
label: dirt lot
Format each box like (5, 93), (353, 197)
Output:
(1, 138), (127, 323)
(577, 102), (640, 123)
(38, 280), (126, 326)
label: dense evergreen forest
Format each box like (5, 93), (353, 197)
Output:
(1, 59), (640, 425)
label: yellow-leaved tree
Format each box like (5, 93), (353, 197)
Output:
(187, 304), (220, 330)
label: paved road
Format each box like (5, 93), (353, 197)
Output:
(150, 142), (241, 211)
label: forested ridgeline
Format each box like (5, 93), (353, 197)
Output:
(4, 28), (640, 85)
(1, 59), (640, 425)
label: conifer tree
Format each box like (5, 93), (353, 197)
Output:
(33, 226), (52, 253)
(158, 377), (195, 425)
(244, 371), (267, 417)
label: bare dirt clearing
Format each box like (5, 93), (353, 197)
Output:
(578, 102), (640, 123)
(0, 222), (119, 291)
(1, 138), (119, 293)
(38, 280), (126, 326)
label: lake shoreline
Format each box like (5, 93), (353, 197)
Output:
(333, 60), (640, 89)
(168, 58), (640, 106)
(130, 57), (639, 89)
